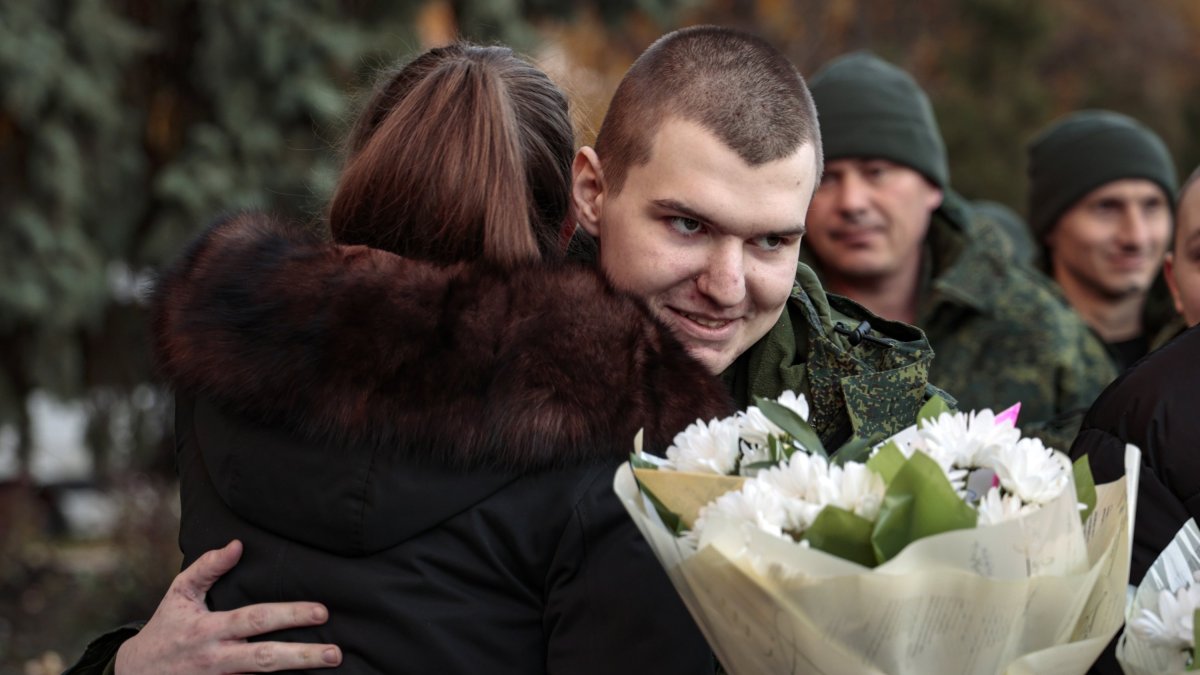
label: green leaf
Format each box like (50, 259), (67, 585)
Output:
(832, 436), (872, 466)
(755, 397), (827, 459)
(803, 505), (878, 567)
(866, 441), (906, 485)
(871, 451), (978, 563)
(1073, 455), (1097, 524)
(917, 395), (952, 427)
(741, 461), (780, 472)
(629, 452), (659, 471)
(632, 469), (686, 535)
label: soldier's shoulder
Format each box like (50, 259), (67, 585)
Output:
(974, 254), (1087, 333)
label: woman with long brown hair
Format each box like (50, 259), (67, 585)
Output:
(78, 43), (730, 673)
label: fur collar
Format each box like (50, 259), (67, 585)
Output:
(152, 212), (732, 471)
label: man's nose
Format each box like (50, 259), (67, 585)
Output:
(836, 172), (871, 217)
(1117, 207), (1154, 250)
(696, 241), (747, 307)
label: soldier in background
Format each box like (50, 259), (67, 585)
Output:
(1027, 110), (1179, 370)
(802, 52), (1115, 448)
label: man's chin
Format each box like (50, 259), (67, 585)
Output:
(1095, 274), (1157, 300)
(684, 344), (735, 375)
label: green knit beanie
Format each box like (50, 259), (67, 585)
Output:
(1027, 110), (1177, 241)
(809, 51), (948, 188)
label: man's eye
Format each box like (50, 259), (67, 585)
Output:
(754, 235), (786, 251)
(669, 216), (703, 235)
(863, 164), (890, 180)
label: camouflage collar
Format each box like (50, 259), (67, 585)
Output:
(922, 192), (1009, 320)
(725, 264), (935, 447)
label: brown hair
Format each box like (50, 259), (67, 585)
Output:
(330, 44), (574, 267)
(595, 26), (822, 195)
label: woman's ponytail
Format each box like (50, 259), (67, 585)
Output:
(329, 45), (573, 267)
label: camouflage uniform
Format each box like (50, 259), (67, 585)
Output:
(722, 261), (943, 449)
(915, 192), (1117, 448)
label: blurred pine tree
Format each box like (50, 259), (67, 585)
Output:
(0, 0), (397, 481)
(0, 0), (693, 483)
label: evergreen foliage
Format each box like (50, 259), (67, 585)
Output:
(3, 0), (1198, 483)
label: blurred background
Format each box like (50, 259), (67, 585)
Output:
(2, 0), (1198, 670)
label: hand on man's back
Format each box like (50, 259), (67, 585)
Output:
(115, 540), (342, 674)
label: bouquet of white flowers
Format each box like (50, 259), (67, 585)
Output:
(616, 392), (1139, 675)
(1118, 519), (1200, 674)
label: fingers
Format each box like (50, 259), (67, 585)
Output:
(175, 540), (244, 602)
(215, 602), (330, 641)
(218, 641), (342, 672)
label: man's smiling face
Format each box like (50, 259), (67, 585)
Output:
(573, 117), (819, 373)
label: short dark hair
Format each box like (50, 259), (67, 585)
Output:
(594, 26), (822, 194)
(1172, 165), (1200, 253)
(330, 44), (574, 267)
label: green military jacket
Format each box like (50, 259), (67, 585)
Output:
(915, 192), (1117, 447)
(722, 262), (942, 449)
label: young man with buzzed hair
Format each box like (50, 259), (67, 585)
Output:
(73, 27), (943, 674)
(801, 51), (1115, 446)
(1027, 110), (1180, 371)
(571, 28), (941, 440)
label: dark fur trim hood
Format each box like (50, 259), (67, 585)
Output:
(152, 212), (733, 472)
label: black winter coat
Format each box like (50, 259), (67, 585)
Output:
(1069, 323), (1200, 675)
(153, 213), (735, 674)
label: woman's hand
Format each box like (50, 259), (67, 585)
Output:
(115, 540), (342, 674)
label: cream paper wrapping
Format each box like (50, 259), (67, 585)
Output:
(614, 445), (1140, 675)
(1117, 518), (1200, 674)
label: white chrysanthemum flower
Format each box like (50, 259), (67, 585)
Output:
(1130, 577), (1200, 651)
(829, 462), (887, 521)
(758, 453), (830, 532)
(919, 409), (1021, 468)
(736, 390), (810, 447)
(753, 453), (887, 532)
(777, 390), (810, 420)
(665, 417), (741, 474)
(759, 452), (829, 501)
(988, 437), (1070, 505)
(1130, 606), (1187, 650)
(693, 480), (788, 540)
(975, 486), (1028, 525)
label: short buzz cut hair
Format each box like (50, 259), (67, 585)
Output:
(1172, 165), (1200, 253)
(594, 25), (823, 194)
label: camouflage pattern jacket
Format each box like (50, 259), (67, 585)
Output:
(722, 263), (943, 449)
(916, 192), (1116, 447)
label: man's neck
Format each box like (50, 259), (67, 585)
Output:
(823, 259), (923, 325)
(1055, 271), (1145, 342)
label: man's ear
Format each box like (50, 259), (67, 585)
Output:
(927, 186), (944, 212)
(1164, 252), (1186, 315)
(572, 147), (605, 237)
